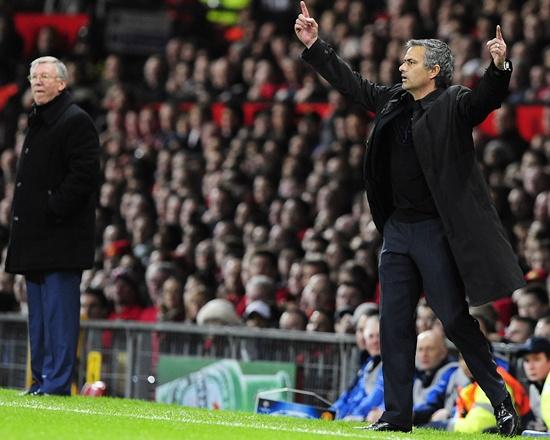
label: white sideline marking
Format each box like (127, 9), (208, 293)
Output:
(0, 400), (407, 439)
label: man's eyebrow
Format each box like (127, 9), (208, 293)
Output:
(403, 57), (416, 63)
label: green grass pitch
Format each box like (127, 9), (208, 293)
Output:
(0, 388), (504, 439)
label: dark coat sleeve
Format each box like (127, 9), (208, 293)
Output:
(301, 39), (392, 113)
(456, 61), (512, 127)
(47, 110), (100, 219)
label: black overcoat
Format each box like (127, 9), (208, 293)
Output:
(5, 90), (100, 274)
(303, 39), (525, 306)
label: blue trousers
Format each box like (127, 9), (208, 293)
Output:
(26, 271), (82, 395)
(377, 216), (507, 430)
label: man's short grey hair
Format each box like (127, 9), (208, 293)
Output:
(30, 56), (68, 81)
(405, 39), (454, 88)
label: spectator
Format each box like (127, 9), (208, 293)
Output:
(106, 268), (144, 321)
(331, 313), (384, 421)
(505, 315), (537, 343)
(516, 285), (550, 321)
(80, 288), (110, 320)
(412, 330), (459, 426)
(279, 308), (307, 331)
(535, 315), (550, 339)
(243, 300), (274, 328)
(196, 298), (241, 326)
(449, 353), (530, 433)
(517, 337), (550, 432)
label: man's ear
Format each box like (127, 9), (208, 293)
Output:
(430, 65), (441, 80)
(58, 80), (67, 92)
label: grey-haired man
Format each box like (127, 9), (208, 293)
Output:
(6, 56), (99, 396)
(295, 1), (523, 435)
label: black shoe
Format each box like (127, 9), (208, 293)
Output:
(18, 384), (41, 396)
(362, 421), (412, 433)
(494, 395), (519, 437)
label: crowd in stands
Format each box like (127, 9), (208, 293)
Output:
(0, 0), (549, 431)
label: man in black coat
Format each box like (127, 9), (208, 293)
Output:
(295, 1), (524, 435)
(5, 56), (100, 396)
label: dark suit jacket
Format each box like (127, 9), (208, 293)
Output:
(302, 39), (525, 305)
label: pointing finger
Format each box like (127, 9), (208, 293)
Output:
(301, 1), (310, 18)
(496, 25), (502, 40)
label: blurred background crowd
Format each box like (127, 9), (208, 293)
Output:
(0, 0), (548, 346)
(1, 0), (550, 430)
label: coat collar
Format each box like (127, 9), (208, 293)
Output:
(33, 90), (73, 125)
(416, 88), (444, 112)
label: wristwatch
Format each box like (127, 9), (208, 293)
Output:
(498, 60), (512, 71)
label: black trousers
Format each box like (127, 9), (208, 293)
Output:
(378, 215), (507, 430)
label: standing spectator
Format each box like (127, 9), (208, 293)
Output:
(6, 56), (99, 396)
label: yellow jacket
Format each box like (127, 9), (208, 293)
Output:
(453, 367), (530, 433)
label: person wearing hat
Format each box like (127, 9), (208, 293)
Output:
(243, 300), (274, 328)
(518, 336), (550, 432)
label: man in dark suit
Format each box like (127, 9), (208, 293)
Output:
(295, 1), (524, 435)
(5, 56), (100, 396)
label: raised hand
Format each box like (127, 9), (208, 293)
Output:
(295, 1), (318, 49)
(486, 25), (507, 69)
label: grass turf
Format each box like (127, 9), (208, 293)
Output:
(0, 388), (503, 440)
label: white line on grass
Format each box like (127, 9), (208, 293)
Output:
(0, 400), (410, 440)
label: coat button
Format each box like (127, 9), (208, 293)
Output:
(24, 148), (29, 154)
(14, 216), (19, 222)
(16, 182), (21, 187)
(47, 190), (52, 195)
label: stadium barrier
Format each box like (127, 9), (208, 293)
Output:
(0, 313), (358, 403)
(0, 314), (525, 404)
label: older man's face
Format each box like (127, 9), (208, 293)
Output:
(29, 62), (66, 105)
(399, 46), (436, 96)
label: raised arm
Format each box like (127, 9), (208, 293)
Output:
(457, 25), (512, 126)
(295, 1), (391, 113)
(294, 1), (318, 49)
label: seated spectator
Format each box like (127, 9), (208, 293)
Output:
(331, 313), (383, 420)
(144, 261), (179, 313)
(413, 330), (458, 425)
(535, 315), (550, 339)
(106, 268), (144, 321)
(243, 300), (274, 328)
(300, 273), (335, 317)
(334, 309), (355, 334)
(517, 337), (550, 432)
(416, 298), (437, 334)
(516, 284), (550, 321)
(449, 354), (530, 433)
(80, 288), (110, 320)
(335, 282), (364, 315)
(306, 309), (334, 333)
(195, 299), (242, 326)
(505, 315), (537, 343)
(279, 308), (307, 331)
(158, 276), (185, 322)
(183, 274), (214, 323)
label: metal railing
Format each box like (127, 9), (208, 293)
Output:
(0, 313), (358, 402)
